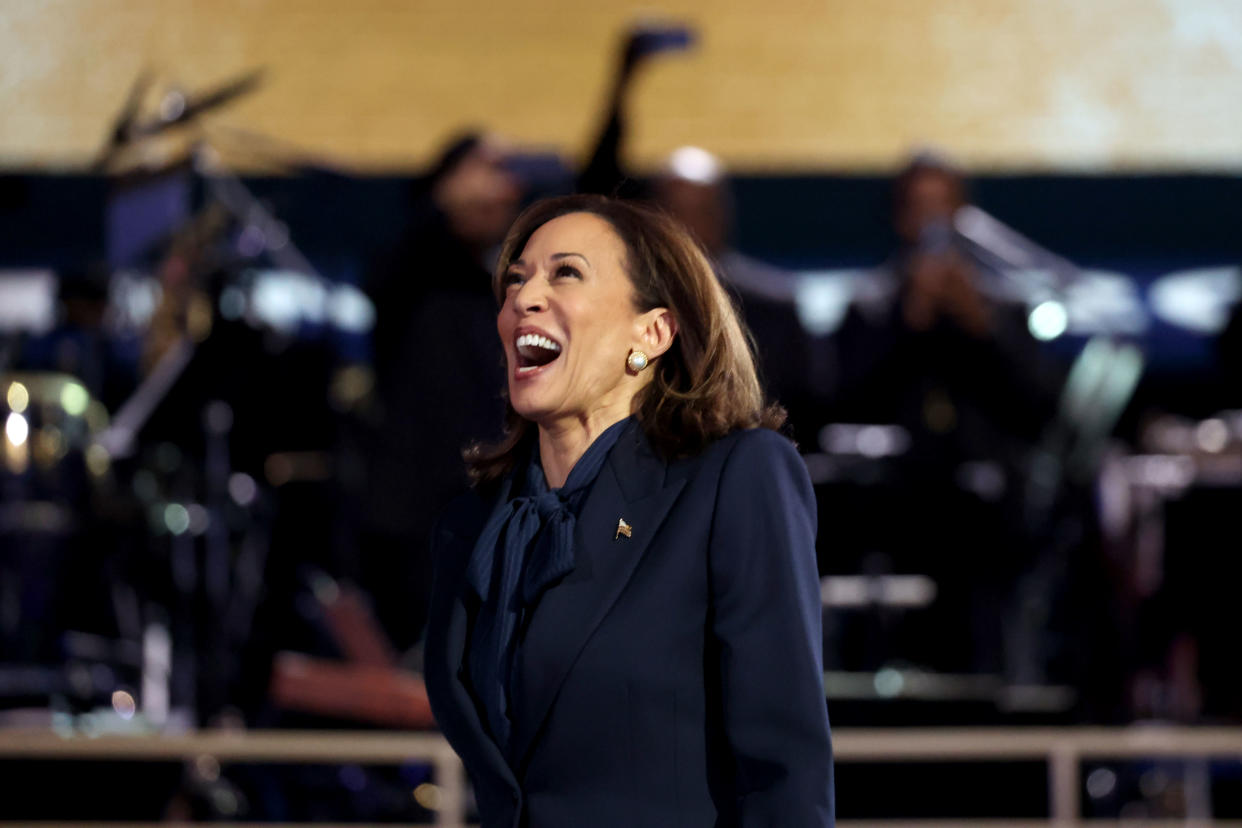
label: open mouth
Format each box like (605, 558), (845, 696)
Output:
(514, 332), (563, 376)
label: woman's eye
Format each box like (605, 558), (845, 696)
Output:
(554, 265), (582, 280)
(502, 271), (524, 289)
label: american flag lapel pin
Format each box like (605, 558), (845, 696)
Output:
(615, 518), (632, 540)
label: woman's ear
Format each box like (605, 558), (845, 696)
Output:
(636, 307), (678, 359)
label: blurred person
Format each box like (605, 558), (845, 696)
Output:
(829, 153), (1066, 676)
(359, 132), (522, 652)
(425, 195), (834, 827)
(651, 147), (822, 432)
(834, 151), (1060, 456)
(578, 26), (820, 435)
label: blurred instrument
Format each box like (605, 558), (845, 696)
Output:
(94, 68), (266, 173)
(268, 579), (434, 729)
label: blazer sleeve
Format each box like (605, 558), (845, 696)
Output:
(710, 429), (835, 826)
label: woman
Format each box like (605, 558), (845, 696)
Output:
(424, 194), (834, 827)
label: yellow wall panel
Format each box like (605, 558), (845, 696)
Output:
(2, 0), (1240, 171)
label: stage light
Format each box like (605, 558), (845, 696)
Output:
(111, 689), (136, 720)
(328, 283), (376, 333)
(228, 472), (258, 506)
(873, 668), (904, 698)
(6, 381), (29, 414)
(1086, 767), (1117, 799)
(5, 412), (29, 446)
(1195, 418), (1229, 453)
(1028, 299), (1068, 341)
(164, 503), (191, 535)
(414, 782), (442, 810)
(59, 381), (89, 416)
(666, 146), (722, 185)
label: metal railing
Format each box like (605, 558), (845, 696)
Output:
(2, 726), (1241, 826)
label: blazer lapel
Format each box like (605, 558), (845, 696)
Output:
(508, 428), (687, 770)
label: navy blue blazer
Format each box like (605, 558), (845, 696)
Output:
(425, 423), (834, 827)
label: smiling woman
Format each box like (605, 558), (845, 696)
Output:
(469, 195), (786, 487)
(492, 209), (685, 488)
(424, 194), (835, 828)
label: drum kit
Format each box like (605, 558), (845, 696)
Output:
(0, 68), (371, 732)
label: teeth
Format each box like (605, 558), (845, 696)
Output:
(516, 333), (562, 352)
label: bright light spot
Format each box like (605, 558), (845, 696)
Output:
(1127, 455), (1196, 491)
(794, 270), (862, 336)
(164, 503), (191, 535)
(1028, 300), (1068, 341)
(1086, 767), (1117, 799)
(5, 412), (29, 446)
(228, 472), (258, 506)
(1149, 266), (1241, 334)
(111, 689), (136, 720)
(85, 444), (111, 477)
(820, 423), (909, 457)
(60, 382), (89, 416)
(186, 504), (210, 535)
(665, 146), (723, 185)
(413, 782), (442, 810)
(856, 425), (893, 458)
(0, 270), (57, 333)
(311, 573), (340, 605)
(328, 284), (376, 333)
(6, 382), (29, 414)
(874, 667), (905, 698)
(1196, 418), (1229, 453)
(251, 270), (326, 333)
(1061, 270), (1149, 335)
(887, 575), (937, 608)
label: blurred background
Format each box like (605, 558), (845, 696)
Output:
(2, 0), (1241, 823)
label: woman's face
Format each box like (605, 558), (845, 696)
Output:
(498, 212), (650, 429)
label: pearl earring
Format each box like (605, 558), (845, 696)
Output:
(626, 350), (649, 373)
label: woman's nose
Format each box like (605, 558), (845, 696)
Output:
(514, 276), (548, 313)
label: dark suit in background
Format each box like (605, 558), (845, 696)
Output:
(425, 422), (834, 827)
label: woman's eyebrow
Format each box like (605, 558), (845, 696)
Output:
(550, 252), (590, 267)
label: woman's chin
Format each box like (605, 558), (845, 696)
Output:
(509, 390), (559, 425)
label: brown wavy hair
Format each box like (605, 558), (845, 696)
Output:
(466, 194), (785, 485)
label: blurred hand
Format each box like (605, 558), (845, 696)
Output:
(937, 253), (992, 336)
(615, 23), (694, 92)
(902, 252), (992, 336)
(902, 253), (941, 331)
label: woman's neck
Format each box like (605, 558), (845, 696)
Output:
(536, 410), (629, 489)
